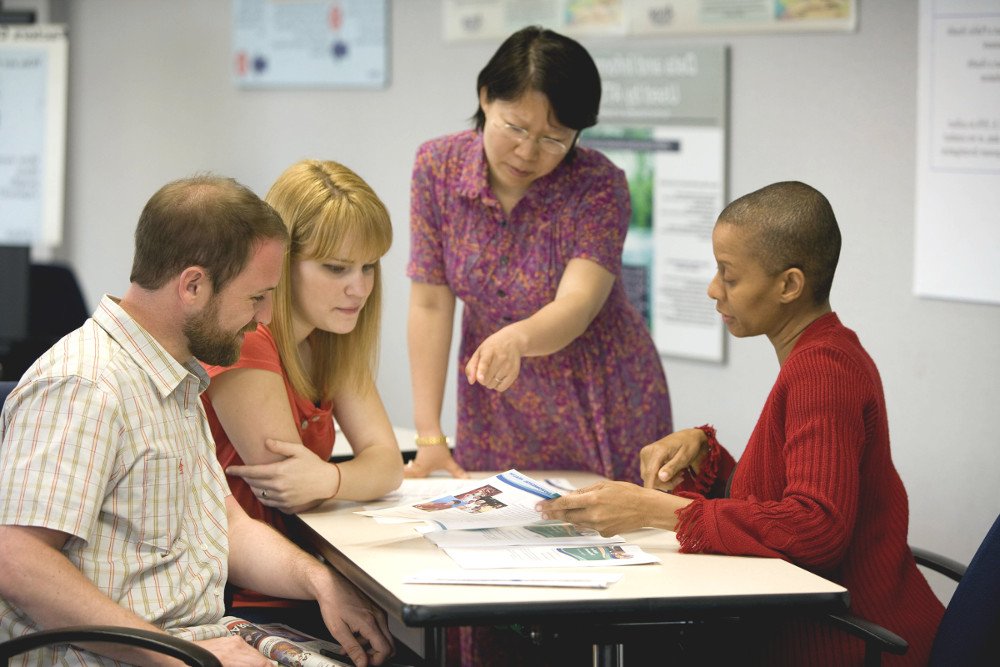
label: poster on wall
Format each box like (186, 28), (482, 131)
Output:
(913, 0), (1000, 305)
(583, 45), (728, 363)
(232, 0), (388, 88)
(0, 24), (67, 246)
(443, 0), (856, 41)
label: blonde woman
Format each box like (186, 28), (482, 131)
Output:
(202, 160), (403, 618)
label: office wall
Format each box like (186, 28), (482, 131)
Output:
(44, 0), (999, 592)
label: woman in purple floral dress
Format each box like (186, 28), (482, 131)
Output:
(406, 26), (672, 487)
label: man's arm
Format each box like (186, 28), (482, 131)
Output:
(225, 496), (394, 667)
(0, 525), (267, 666)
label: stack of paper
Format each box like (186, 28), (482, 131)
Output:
(359, 470), (660, 584)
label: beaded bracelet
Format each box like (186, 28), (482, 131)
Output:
(414, 435), (450, 447)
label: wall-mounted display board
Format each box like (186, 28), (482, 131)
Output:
(584, 45), (728, 363)
(0, 24), (67, 246)
(913, 0), (1000, 305)
(444, 0), (856, 41)
(232, 0), (388, 88)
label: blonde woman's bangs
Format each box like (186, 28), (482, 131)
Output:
(301, 200), (392, 263)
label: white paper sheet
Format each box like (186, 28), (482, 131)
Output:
(419, 521), (625, 548)
(443, 544), (660, 569)
(404, 569), (624, 589)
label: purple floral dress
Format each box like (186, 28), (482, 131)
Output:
(408, 130), (671, 483)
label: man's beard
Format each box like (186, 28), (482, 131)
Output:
(184, 298), (257, 366)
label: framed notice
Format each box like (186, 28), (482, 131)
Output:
(0, 24), (67, 246)
(913, 0), (1000, 305)
(232, 0), (388, 88)
(584, 45), (728, 363)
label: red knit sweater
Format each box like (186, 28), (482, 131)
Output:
(675, 313), (943, 666)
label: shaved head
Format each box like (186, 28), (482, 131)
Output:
(718, 181), (841, 304)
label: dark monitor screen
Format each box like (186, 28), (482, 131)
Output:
(0, 10), (37, 24)
(0, 245), (30, 344)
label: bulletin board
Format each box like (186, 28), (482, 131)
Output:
(0, 24), (67, 246)
(584, 45), (729, 363)
(913, 0), (1000, 305)
(232, 0), (388, 88)
(443, 0), (857, 41)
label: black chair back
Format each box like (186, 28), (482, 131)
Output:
(0, 263), (88, 381)
(0, 626), (221, 666)
(0, 381), (16, 411)
(929, 512), (1000, 665)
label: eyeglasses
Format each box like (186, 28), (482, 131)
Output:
(491, 119), (573, 156)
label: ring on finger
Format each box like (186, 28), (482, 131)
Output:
(260, 489), (268, 499)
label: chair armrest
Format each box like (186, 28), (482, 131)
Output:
(826, 612), (908, 656)
(0, 626), (221, 667)
(911, 546), (966, 581)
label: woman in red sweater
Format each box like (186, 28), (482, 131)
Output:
(539, 181), (943, 666)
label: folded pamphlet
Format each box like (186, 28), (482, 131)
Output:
(222, 618), (418, 667)
(222, 617), (348, 667)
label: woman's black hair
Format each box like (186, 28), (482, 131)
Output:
(473, 26), (602, 135)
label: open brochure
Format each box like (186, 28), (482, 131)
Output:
(359, 469), (562, 530)
(358, 470), (660, 577)
(365, 477), (576, 509)
(363, 476), (576, 526)
(222, 617), (349, 666)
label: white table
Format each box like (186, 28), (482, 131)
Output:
(330, 425), (419, 460)
(296, 472), (848, 666)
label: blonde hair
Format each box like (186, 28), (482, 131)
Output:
(265, 160), (393, 402)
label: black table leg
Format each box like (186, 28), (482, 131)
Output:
(593, 642), (623, 667)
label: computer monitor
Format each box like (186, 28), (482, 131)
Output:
(0, 7), (37, 24)
(0, 245), (30, 348)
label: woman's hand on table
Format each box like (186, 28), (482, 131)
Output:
(640, 428), (709, 491)
(404, 443), (469, 479)
(536, 480), (692, 536)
